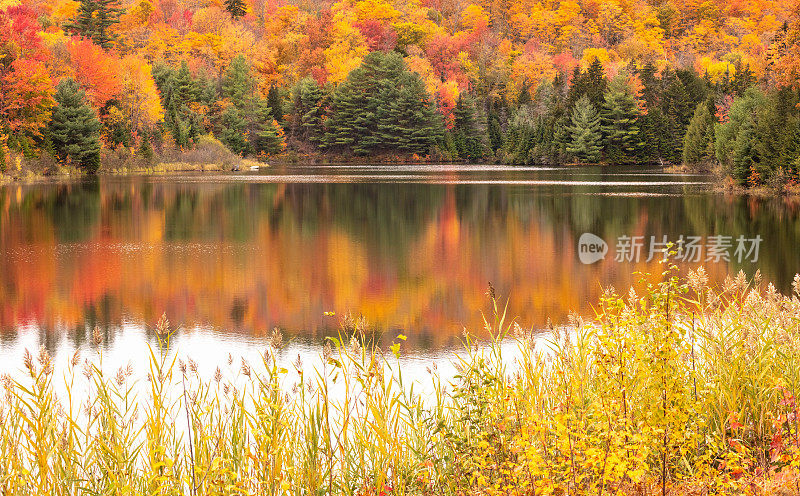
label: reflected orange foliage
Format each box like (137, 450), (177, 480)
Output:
(0, 179), (761, 349)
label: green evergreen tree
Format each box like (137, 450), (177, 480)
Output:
(224, 0), (247, 18)
(252, 99), (284, 155)
(325, 52), (443, 155)
(222, 55), (256, 110)
(376, 71), (442, 153)
(324, 52), (392, 153)
(153, 62), (204, 147)
(682, 101), (716, 166)
(785, 118), (800, 178)
(733, 118), (759, 184)
(267, 85), (284, 123)
(566, 66), (586, 110)
(452, 95), (484, 161)
(638, 62), (660, 111)
(292, 77), (327, 147)
(566, 95), (602, 163)
(220, 55), (284, 155)
(219, 106), (249, 155)
(659, 70), (692, 163)
(585, 58), (608, 108)
(715, 87), (767, 183)
(48, 78), (102, 173)
(487, 111), (503, 154)
(730, 63), (756, 97)
(137, 128), (154, 163)
(601, 75), (642, 163)
(65, 0), (122, 48)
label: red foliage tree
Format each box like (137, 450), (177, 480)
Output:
(68, 38), (123, 109)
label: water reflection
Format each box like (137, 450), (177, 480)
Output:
(1, 166), (799, 354)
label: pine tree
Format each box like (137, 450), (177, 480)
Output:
(161, 78), (189, 147)
(224, 0), (247, 18)
(220, 55), (285, 155)
(785, 118), (800, 179)
(267, 85), (284, 124)
(325, 52), (443, 155)
(65, 0), (122, 49)
(638, 62), (660, 111)
(223, 56), (256, 110)
(324, 52), (388, 153)
(730, 63), (756, 97)
(376, 71), (442, 153)
(585, 58), (608, 109)
(488, 110), (503, 154)
(292, 78), (327, 147)
(682, 102), (716, 167)
(452, 95), (484, 161)
(566, 66), (586, 110)
(48, 78), (102, 172)
(601, 76), (642, 163)
(661, 70), (692, 163)
(153, 62), (202, 147)
(567, 95), (602, 163)
(219, 106), (249, 155)
(733, 118), (759, 185)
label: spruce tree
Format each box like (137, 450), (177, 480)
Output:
(292, 77), (327, 147)
(376, 71), (442, 153)
(733, 118), (759, 185)
(730, 63), (756, 97)
(682, 102), (716, 167)
(48, 78), (102, 173)
(163, 79), (189, 147)
(785, 118), (800, 178)
(585, 58), (608, 108)
(452, 95), (484, 161)
(65, 0), (122, 49)
(638, 62), (660, 111)
(324, 52), (388, 153)
(220, 55), (284, 155)
(223, 56), (256, 110)
(566, 95), (602, 163)
(566, 66), (586, 110)
(601, 75), (642, 163)
(267, 85), (284, 123)
(325, 52), (443, 155)
(219, 106), (249, 155)
(252, 99), (284, 155)
(153, 62), (206, 147)
(660, 70), (692, 163)
(224, 0), (247, 18)
(488, 110), (503, 154)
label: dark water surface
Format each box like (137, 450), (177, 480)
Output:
(1, 164), (799, 360)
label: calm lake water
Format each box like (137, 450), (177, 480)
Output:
(1, 164), (799, 373)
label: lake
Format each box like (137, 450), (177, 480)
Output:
(1, 164), (799, 373)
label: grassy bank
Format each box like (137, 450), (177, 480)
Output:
(0, 136), (265, 182)
(2, 262), (800, 495)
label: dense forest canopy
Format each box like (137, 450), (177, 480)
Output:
(1, 0), (800, 184)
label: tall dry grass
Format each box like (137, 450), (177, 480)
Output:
(1, 261), (800, 495)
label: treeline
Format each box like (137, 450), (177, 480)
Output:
(5, 41), (800, 189)
(277, 53), (800, 188)
(3, 0), (800, 187)
(498, 59), (800, 188)
(120, 50), (800, 189)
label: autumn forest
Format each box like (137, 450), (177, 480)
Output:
(1, 0), (800, 184)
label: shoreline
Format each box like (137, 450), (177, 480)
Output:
(3, 160), (800, 198)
